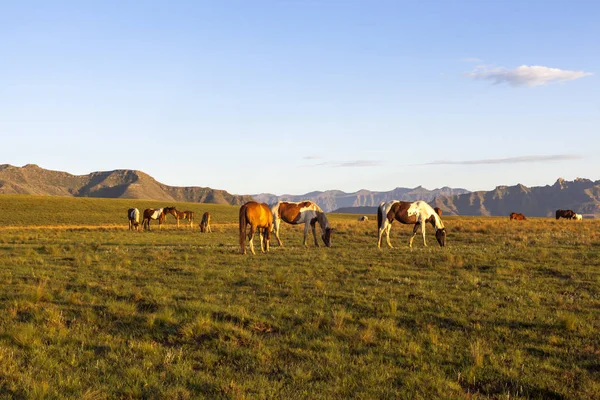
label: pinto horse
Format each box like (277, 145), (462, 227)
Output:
(142, 208), (165, 230)
(556, 209), (576, 220)
(164, 207), (195, 228)
(128, 208), (140, 231)
(271, 201), (333, 247)
(199, 212), (212, 233)
(509, 212), (527, 220)
(239, 202), (273, 255)
(377, 200), (446, 248)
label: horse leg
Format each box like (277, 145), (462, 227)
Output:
(248, 226), (256, 255)
(303, 223), (310, 247)
(273, 217), (283, 247)
(259, 230), (265, 253)
(421, 220), (427, 246)
(385, 224), (393, 248)
(264, 228), (270, 252)
(310, 218), (319, 247)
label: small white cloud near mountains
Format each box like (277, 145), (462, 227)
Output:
(467, 65), (592, 87)
(423, 154), (582, 166)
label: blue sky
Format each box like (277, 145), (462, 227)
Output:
(1, 0), (598, 195)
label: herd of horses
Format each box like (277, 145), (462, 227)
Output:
(127, 207), (211, 232)
(127, 201), (585, 255)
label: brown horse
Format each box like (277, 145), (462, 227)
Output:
(199, 212), (212, 233)
(377, 200), (446, 248)
(128, 208), (140, 231)
(239, 201), (273, 255)
(510, 212), (527, 220)
(164, 207), (195, 228)
(271, 201), (333, 247)
(434, 207), (443, 217)
(142, 208), (165, 230)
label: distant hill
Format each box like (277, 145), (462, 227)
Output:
(0, 164), (252, 205)
(332, 206), (378, 214)
(433, 178), (600, 217)
(253, 186), (470, 213)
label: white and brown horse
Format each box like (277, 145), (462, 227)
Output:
(377, 200), (446, 248)
(128, 208), (140, 231)
(239, 201), (273, 255)
(199, 212), (212, 233)
(164, 207), (195, 228)
(271, 201), (333, 247)
(142, 208), (165, 230)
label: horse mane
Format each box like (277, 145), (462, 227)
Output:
(420, 202), (444, 230)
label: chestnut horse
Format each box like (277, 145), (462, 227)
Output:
(556, 209), (576, 220)
(142, 208), (165, 230)
(239, 202), (273, 255)
(128, 208), (140, 231)
(509, 212), (527, 220)
(271, 201), (333, 247)
(199, 212), (212, 233)
(164, 207), (195, 228)
(377, 200), (446, 248)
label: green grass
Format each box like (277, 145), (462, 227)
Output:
(0, 195), (599, 398)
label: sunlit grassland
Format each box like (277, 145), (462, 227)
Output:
(0, 195), (599, 399)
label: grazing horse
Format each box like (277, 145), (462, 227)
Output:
(358, 216), (369, 222)
(434, 207), (443, 217)
(574, 213), (583, 221)
(164, 207), (195, 228)
(556, 209), (576, 220)
(271, 201), (334, 247)
(199, 212), (212, 233)
(142, 208), (165, 230)
(377, 200), (446, 248)
(239, 201), (273, 255)
(509, 212), (527, 221)
(128, 208), (140, 231)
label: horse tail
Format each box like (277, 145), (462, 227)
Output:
(377, 203), (383, 231)
(239, 204), (248, 252)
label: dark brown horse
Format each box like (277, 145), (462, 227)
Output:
(239, 202), (273, 255)
(509, 212), (527, 220)
(556, 209), (576, 220)
(142, 208), (165, 230)
(433, 207), (443, 217)
(377, 200), (446, 248)
(164, 207), (195, 228)
(199, 212), (211, 233)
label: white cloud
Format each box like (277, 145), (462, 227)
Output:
(303, 155), (322, 160)
(460, 57), (483, 63)
(304, 159), (382, 168)
(467, 65), (592, 87)
(422, 154), (582, 166)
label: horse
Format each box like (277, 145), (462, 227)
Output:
(434, 207), (443, 217)
(574, 213), (583, 221)
(556, 209), (576, 220)
(128, 208), (140, 231)
(164, 207), (195, 228)
(199, 212), (212, 233)
(509, 212), (527, 221)
(271, 201), (334, 247)
(239, 201), (273, 255)
(142, 208), (165, 230)
(358, 216), (369, 222)
(377, 200), (446, 248)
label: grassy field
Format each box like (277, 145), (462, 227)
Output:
(0, 195), (599, 399)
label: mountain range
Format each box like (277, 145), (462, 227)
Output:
(1, 164), (598, 216)
(0, 164), (252, 205)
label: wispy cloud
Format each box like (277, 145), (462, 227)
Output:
(467, 65), (592, 87)
(460, 57), (483, 63)
(304, 159), (383, 168)
(303, 155), (322, 160)
(421, 154), (583, 166)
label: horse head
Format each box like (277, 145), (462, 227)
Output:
(322, 227), (334, 247)
(435, 228), (446, 247)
